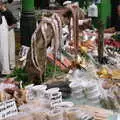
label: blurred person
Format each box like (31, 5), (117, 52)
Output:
(0, 1), (16, 75)
(4, 1), (17, 69)
(0, 1), (10, 75)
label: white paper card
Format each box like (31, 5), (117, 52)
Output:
(0, 99), (18, 120)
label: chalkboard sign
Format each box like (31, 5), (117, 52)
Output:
(0, 99), (18, 119)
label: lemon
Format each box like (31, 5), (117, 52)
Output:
(80, 46), (88, 53)
(100, 67), (109, 75)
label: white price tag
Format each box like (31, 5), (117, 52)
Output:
(50, 92), (62, 108)
(0, 99), (18, 119)
(50, 98), (62, 108)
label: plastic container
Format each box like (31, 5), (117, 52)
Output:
(86, 82), (98, 91)
(55, 102), (74, 109)
(30, 108), (49, 120)
(65, 107), (81, 120)
(48, 108), (64, 120)
(45, 88), (60, 99)
(69, 82), (81, 91)
(46, 88), (60, 94)
(12, 112), (34, 120)
(32, 85), (47, 98)
(71, 93), (85, 100)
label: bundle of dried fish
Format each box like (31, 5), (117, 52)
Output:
(25, 13), (63, 81)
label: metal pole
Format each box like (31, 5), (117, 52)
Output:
(20, 0), (36, 47)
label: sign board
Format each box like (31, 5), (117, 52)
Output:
(0, 99), (18, 120)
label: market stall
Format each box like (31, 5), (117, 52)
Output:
(0, 1), (120, 120)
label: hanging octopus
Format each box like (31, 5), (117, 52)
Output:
(25, 11), (70, 83)
(24, 6), (85, 83)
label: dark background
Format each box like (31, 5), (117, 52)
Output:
(111, 0), (120, 26)
(34, 0), (120, 27)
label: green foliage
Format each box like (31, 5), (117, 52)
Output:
(45, 62), (65, 78)
(7, 63), (65, 86)
(45, 62), (65, 79)
(7, 68), (31, 87)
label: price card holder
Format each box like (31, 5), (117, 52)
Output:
(0, 99), (18, 120)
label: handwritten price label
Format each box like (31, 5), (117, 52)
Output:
(0, 99), (18, 119)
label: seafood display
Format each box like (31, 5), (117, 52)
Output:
(0, 2), (120, 120)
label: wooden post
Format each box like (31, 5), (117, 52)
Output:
(98, 20), (104, 64)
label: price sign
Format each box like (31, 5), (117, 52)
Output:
(50, 98), (62, 108)
(50, 92), (62, 108)
(0, 99), (18, 120)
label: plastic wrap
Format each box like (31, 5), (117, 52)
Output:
(6, 112), (33, 120)
(30, 108), (48, 120)
(31, 85), (47, 98)
(47, 108), (64, 120)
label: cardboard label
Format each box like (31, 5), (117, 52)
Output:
(50, 98), (62, 108)
(0, 99), (18, 119)
(50, 92), (62, 108)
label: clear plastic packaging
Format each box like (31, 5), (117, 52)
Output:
(31, 85), (47, 98)
(65, 107), (81, 120)
(54, 101), (74, 109)
(48, 108), (64, 120)
(19, 100), (42, 112)
(7, 112), (33, 120)
(39, 98), (50, 108)
(18, 112), (34, 120)
(30, 108), (48, 120)
(19, 104), (31, 112)
(65, 107), (94, 120)
(45, 88), (60, 98)
(69, 82), (82, 91)
(85, 81), (101, 105)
